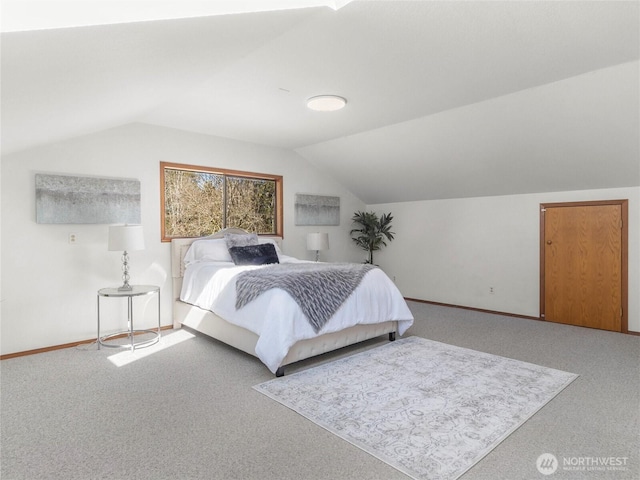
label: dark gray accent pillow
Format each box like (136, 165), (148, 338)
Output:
(224, 233), (259, 249)
(229, 244), (280, 266)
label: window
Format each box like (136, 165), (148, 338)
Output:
(160, 162), (283, 241)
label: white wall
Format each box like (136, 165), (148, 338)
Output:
(370, 187), (639, 332)
(3, 123), (637, 355)
(0, 123), (365, 355)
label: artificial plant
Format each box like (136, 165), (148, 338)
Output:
(349, 211), (395, 264)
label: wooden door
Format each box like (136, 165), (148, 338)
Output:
(541, 201), (627, 332)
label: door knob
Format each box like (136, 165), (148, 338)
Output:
(547, 240), (552, 245)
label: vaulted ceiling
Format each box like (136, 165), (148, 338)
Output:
(2, 0), (639, 204)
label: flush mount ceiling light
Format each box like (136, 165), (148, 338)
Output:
(306, 95), (347, 112)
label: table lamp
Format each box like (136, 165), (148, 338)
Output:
(108, 225), (145, 291)
(306, 232), (329, 262)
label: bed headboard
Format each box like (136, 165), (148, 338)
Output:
(170, 228), (282, 300)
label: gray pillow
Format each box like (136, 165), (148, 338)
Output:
(224, 233), (259, 249)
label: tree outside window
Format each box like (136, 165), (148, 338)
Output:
(160, 162), (282, 241)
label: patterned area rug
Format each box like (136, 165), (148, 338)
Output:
(253, 336), (578, 480)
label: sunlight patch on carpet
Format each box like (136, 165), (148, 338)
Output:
(107, 329), (195, 367)
(254, 336), (578, 480)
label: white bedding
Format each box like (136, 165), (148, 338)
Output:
(180, 256), (414, 373)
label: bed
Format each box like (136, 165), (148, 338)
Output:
(171, 228), (414, 376)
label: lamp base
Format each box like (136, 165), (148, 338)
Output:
(118, 250), (132, 291)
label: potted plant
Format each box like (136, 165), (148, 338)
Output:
(350, 211), (395, 264)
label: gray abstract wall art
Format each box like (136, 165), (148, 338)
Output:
(294, 194), (340, 226)
(35, 174), (141, 224)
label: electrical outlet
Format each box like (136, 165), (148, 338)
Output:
(489, 286), (495, 294)
(69, 233), (77, 244)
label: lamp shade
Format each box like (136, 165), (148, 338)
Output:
(306, 232), (329, 251)
(108, 225), (145, 252)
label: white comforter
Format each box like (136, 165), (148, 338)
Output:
(180, 256), (414, 373)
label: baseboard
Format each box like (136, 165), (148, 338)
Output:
(0, 325), (174, 360)
(405, 297), (640, 335)
(404, 297), (542, 321)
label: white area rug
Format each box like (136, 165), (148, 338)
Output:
(253, 336), (578, 480)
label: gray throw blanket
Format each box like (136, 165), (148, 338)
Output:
(235, 263), (377, 333)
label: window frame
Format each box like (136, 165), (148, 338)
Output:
(160, 161), (283, 242)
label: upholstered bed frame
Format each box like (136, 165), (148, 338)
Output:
(171, 228), (397, 376)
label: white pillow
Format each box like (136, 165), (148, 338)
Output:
(184, 238), (233, 265)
